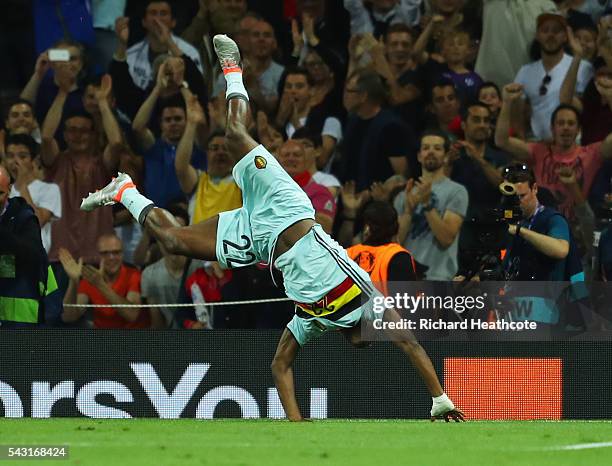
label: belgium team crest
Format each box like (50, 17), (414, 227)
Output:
(254, 156), (267, 169)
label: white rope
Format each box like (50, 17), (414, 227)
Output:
(63, 297), (292, 308)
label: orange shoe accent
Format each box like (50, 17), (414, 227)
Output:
(114, 182), (136, 202)
(222, 66), (242, 75)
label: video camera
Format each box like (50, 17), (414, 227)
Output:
(459, 181), (523, 281)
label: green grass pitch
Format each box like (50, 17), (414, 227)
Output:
(1, 419), (611, 465)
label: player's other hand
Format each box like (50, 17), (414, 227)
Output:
(430, 408), (466, 423)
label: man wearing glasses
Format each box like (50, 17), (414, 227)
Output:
(514, 12), (593, 140)
(59, 234), (148, 329)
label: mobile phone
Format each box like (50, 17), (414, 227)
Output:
(48, 49), (70, 62)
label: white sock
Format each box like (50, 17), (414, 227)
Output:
(119, 187), (155, 225)
(224, 70), (249, 101)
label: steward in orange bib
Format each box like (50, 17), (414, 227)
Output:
(346, 201), (417, 296)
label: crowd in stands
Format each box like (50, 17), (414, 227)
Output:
(1, 0), (612, 330)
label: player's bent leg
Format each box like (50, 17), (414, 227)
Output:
(271, 328), (304, 421)
(144, 208), (219, 260)
(80, 174), (220, 261)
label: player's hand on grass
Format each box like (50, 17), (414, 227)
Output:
(430, 394), (465, 422)
(430, 408), (466, 423)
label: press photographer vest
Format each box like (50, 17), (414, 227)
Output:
(347, 242), (415, 296)
(0, 197), (48, 324)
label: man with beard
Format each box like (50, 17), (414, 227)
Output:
(448, 103), (509, 274)
(394, 130), (468, 281)
(495, 83), (612, 221)
(515, 12), (593, 140)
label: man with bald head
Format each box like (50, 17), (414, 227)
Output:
(277, 139), (336, 233)
(0, 164), (49, 326)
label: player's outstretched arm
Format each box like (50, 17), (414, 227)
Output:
(271, 329), (305, 421)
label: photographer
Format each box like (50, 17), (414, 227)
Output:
(503, 165), (584, 326)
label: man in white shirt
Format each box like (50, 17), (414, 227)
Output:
(515, 11), (593, 140)
(4, 134), (61, 253)
(127, 1), (203, 90)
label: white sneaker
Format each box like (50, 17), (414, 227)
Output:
(80, 172), (135, 212)
(212, 34), (242, 71)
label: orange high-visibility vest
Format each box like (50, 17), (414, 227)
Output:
(347, 243), (416, 296)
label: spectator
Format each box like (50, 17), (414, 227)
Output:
(560, 26), (612, 144)
(394, 130), (468, 280)
(427, 80), (462, 142)
(21, 39), (88, 129)
(126, 1), (203, 91)
(110, 16), (208, 123)
(141, 205), (200, 328)
(0, 99), (40, 158)
(275, 67), (342, 167)
(344, 0), (421, 38)
(60, 234), (149, 328)
(368, 24), (424, 130)
(495, 83), (612, 221)
(292, 126), (342, 197)
(569, 13), (599, 62)
(449, 103), (508, 215)
(282, 0), (350, 62)
(475, 0), (556, 88)
(179, 262), (232, 330)
(477, 81), (502, 129)
(438, 30), (484, 105)
(4, 134), (61, 254)
(132, 82), (206, 209)
(277, 139), (337, 233)
(41, 75), (121, 267)
(0, 165), (49, 327)
(514, 12), (593, 140)
(174, 96), (241, 224)
(289, 17), (347, 151)
(342, 70), (417, 190)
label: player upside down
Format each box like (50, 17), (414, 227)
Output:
(81, 34), (464, 422)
